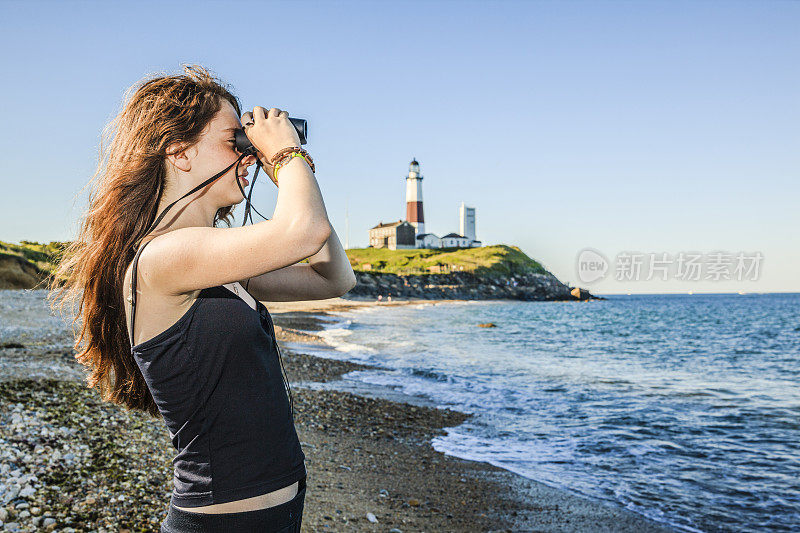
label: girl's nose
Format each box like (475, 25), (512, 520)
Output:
(242, 154), (257, 167)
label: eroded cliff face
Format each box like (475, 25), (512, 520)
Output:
(0, 255), (47, 290)
(345, 271), (598, 301)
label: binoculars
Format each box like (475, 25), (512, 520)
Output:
(234, 117), (308, 157)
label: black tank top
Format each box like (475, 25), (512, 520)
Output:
(127, 239), (306, 508)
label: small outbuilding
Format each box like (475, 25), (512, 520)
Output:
(441, 232), (475, 248)
(415, 233), (442, 249)
(369, 220), (417, 249)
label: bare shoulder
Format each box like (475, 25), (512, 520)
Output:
(123, 233), (185, 296)
(127, 230), (203, 297)
(123, 235), (203, 346)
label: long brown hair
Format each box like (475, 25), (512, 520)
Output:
(48, 65), (242, 417)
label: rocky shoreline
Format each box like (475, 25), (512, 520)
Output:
(345, 271), (600, 301)
(0, 295), (673, 533)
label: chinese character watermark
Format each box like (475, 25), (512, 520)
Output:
(575, 249), (763, 284)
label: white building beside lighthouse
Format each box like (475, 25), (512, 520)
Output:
(459, 201), (476, 241)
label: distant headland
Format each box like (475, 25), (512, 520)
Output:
(345, 244), (599, 301)
(0, 240), (598, 301)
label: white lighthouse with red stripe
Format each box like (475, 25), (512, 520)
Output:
(405, 158), (425, 237)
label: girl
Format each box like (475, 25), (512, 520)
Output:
(49, 65), (356, 532)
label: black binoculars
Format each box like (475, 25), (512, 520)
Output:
(234, 117), (308, 157)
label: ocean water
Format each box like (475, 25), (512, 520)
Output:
(288, 293), (800, 533)
(0, 289), (75, 348)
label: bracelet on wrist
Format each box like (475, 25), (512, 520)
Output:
(269, 146), (303, 166)
(273, 150), (315, 182)
(271, 146), (314, 168)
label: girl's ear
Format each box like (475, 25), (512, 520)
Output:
(165, 142), (193, 173)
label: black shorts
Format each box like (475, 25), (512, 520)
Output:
(160, 476), (306, 533)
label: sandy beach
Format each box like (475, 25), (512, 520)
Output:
(0, 294), (677, 532)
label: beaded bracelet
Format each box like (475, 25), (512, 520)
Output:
(269, 146), (315, 171)
(269, 146), (302, 165)
(274, 152), (315, 182)
(274, 149), (314, 171)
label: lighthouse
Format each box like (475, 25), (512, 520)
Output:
(405, 158), (425, 236)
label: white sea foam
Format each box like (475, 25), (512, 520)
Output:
(316, 327), (377, 355)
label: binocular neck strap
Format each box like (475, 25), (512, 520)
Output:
(133, 154), (246, 250)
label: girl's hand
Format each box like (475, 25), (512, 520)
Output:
(241, 107), (301, 187)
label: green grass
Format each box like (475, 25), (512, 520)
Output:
(0, 240), (68, 275)
(345, 244), (548, 278)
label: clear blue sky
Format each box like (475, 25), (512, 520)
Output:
(1, 0), (797, 294)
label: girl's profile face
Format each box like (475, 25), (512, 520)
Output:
(188, 99), (255, 206)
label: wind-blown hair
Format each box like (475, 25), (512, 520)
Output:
(48, 65), (241, 417)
